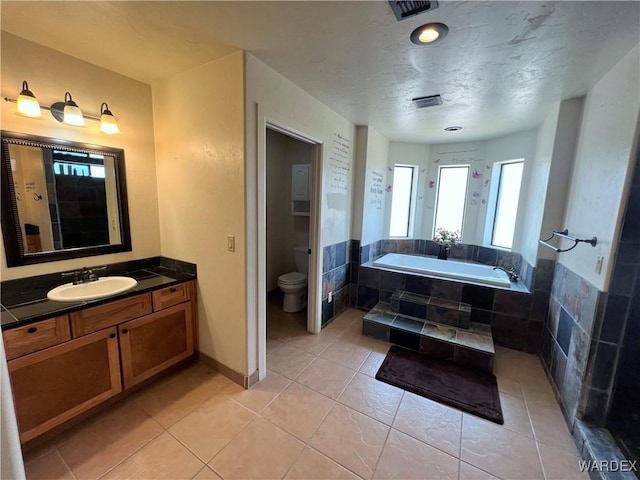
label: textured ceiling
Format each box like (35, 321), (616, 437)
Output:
(2, 1), (639, 143)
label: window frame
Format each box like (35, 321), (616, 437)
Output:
(486, 159), (525, 250)
(388, 164), (418, 238)
(432, 164), (470, 239)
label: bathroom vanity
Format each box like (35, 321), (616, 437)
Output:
(1, 262), (197, 444)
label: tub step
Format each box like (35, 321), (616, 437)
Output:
(390, 291), (471, 329)
(363, 302), (494, 372)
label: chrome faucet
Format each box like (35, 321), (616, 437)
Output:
(493, 266), (520, 282)
(62, 266), (107, 285)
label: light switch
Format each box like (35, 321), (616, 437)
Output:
(227, 235), (235, 252)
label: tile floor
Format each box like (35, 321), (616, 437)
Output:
(23, 308), (589, 480)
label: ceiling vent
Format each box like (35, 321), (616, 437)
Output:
(412, 95), (443, 108)
(388, 1), (439, 21)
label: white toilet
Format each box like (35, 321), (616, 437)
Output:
(277, 246), (309, 312)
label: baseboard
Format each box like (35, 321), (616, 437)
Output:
(198, 352), (259, 389)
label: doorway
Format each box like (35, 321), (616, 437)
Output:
(265, 128), (313, 340)
(254, 117), (323, 383)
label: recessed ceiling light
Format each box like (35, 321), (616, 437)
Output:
(410, 22), (449, 45)
(444, 126), (462, 131)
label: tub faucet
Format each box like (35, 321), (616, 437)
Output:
(493, 266), (520, 282)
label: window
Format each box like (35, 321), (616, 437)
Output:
(389, 165), (416, 237)
(433, 165), (469, 237)
(491, 160), (524, 249)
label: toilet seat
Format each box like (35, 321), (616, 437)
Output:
(278, 272), (307, 285)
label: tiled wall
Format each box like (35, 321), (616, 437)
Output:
(541, 262), (604, 422)
(321, 240), (351, 326)
(542, 156), (640, 433)
(587, 155), (640, 428)
(349, 238), (547, 354)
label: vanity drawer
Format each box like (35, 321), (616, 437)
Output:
(152, 283), (190, 311)
(3, 316), (71, 361)
(71, 293), (152, 337)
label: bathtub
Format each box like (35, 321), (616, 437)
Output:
(372, 253), (511, 288)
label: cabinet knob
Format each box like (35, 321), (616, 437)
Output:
(122, 329), (129, 334)
(170, 287), (177, 293)
(27, 327), (37, 334)
(109, 333), (116, 339)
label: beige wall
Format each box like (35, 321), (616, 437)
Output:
(152, 51), (246, 374)
(0, 32), (160, 280)
(561, 44), (640, 291)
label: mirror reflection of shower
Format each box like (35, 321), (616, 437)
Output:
(266, 129), (312, 332)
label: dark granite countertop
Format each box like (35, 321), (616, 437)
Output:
(1, 264), (196, 330)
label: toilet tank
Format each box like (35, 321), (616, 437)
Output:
(293, 246), (309, 274)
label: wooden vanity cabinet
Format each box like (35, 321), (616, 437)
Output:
(8, 327), (122, 443)
(4, 280), (197, 444)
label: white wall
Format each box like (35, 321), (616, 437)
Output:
(245, 53), (356, 377)
(153, 51), (246, 374)
(266, 129), (311, 290)
(561, 44), (640, 291)
(387, 142), (430, 238)
(486, 129), (538, 254)
(0, 33), (160, 280)
(359, 126), (390, 245)
(388, 131), (538, 249)
(519, 104), (561, 266)
(537, 98), (584, 262)
(9, 145), (55, 251)
(423, 141), (486, 244)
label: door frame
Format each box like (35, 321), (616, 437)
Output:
(254, 106), (323, 381)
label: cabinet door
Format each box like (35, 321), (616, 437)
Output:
(119, 303), (194, 389)
(7, 327), (121, 443)
(292, 164), (310, 201)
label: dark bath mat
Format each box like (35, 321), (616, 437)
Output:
(376, 345), (503, 424)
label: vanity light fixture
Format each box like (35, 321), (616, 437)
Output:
(61, 92), (85, 126)
(410, 22), (449, 45)
(3, 81), (120, 134)
(99, 103), (120, 134)
(16, 80), (42, 118)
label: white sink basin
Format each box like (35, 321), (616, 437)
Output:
(47, 276), (138, 302)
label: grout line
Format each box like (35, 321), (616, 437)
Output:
(206, 416), (260, 474)
(55, 449), (78, 480)
(95, 427), (165, 479)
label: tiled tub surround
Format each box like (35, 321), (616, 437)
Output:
(363, 301), (495, 372)
(321, 240), (351, 326)
(354, 262), (546, 354)
(1, 256), (197, 329)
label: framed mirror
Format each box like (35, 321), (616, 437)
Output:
(1, 131), (132, 267)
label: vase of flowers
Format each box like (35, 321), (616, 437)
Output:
(433, 229), (461, 260)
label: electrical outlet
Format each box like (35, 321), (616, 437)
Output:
(227, 235), (235, 252)
(328, 291), (333, 303)
(595, 256), (604, 274)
